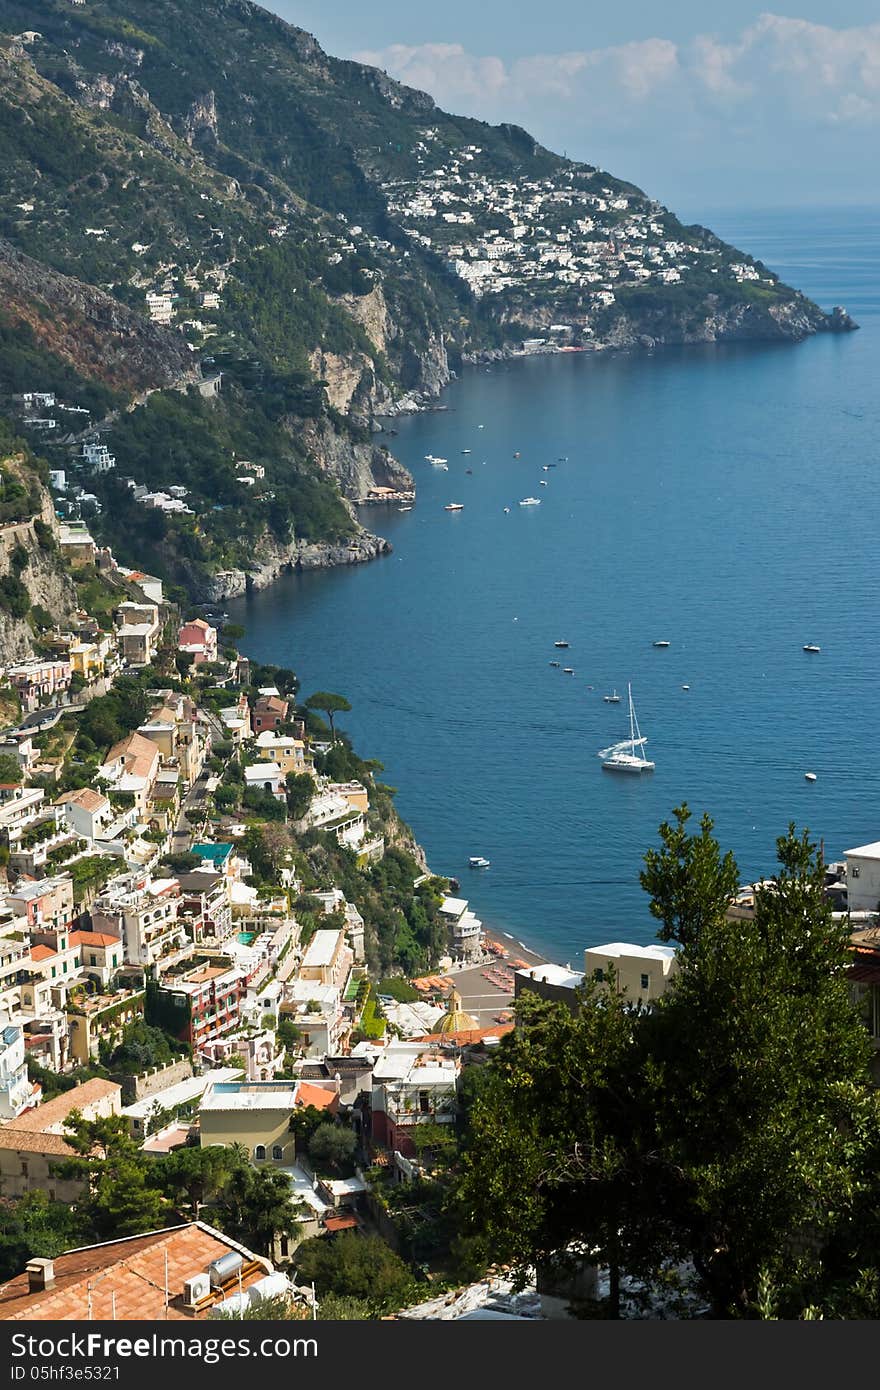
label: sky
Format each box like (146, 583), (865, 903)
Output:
(266, 1), (880, 212)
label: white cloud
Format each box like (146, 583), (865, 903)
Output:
(357, 15), (880, 124)
(353, 14), (880, 200)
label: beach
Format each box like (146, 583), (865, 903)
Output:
(445, 924), (556, 1027)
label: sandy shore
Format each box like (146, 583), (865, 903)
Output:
(443, 924), (555, 1026)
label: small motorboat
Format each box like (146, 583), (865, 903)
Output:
(513, 451), (521, 458)
(398, 505), (413, 511)
(803, 644), (821, 653)
(542, 465), (550, 471)
(604, 690), (621, 703)
(462, 448), (472, 454)
(503, 507), (510, 513)
(469, 856), (491, 869)
(549, 661), (561, 667)
(540, 479), (548, 486)
(554, 641), (570, 648)
(477, 424), (485, 429)
(519, 497), (541, 506)
(681, 684), (690, 690)
(558, 456), (568, 461)
(805, 772), (817, 782)
(563, 667), (574, 674)
(465, 468), (473, 474)
(653, 640), (670, 648)
(444, 502), (464, 511)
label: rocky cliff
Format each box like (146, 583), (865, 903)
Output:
(0, 240), (198, 394)
(298, 416), (414, 502)
(0, 462), (78, 662)
(204, 526), (391, 601)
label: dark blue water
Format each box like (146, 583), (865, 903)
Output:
(231, 207), (880, 964)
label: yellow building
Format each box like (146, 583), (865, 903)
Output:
(198, 1079), (301, 1166)
(583, 942), (678, 1006)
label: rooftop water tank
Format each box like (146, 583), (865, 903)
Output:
(208, 1251), (243, 1288)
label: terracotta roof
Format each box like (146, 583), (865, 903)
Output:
(415, 1023), (515, 1046)
(254, 695), (287, 714)
(55, 788), (108, 812)
(69, 931), (120, 950)
(4, 1079), (121, 1134)
(29, 945), (56, 962)
(324, 1214), (358, 1233)
(0, 1222), (271, 1321)
(294, 1081), (339, 1113)
(0, 1129), (75, 1157)
(103, 731), (159, 779)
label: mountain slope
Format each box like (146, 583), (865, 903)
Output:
(0, 0), (856, 604)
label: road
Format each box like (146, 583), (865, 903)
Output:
(169, 770), (211, 854)
(7, 702), (87, 736)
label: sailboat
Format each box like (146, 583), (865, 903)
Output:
(598, 683), (655, 773)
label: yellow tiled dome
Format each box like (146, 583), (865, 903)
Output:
(438, 987), (477, 1034)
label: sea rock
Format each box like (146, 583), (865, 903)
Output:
(201, 528), (391, 601)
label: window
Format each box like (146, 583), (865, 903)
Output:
(272, 1145), (283, 1161)
(640, 973), (649, 991)
(254, 1144), (266, 1160)
(851, 865), (860, 878)
(593, 967), (604, 982)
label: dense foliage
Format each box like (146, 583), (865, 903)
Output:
(450, 808), (880, 1318)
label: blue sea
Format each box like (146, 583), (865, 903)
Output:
(230, 206), (880, 965)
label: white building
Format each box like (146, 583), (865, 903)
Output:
(583, 942), (678, 1006)
(845, 842), (880, 914)
(82, 442), (115, 473)
(0, 1018), (34, 1119)
(146, 292), (173, 325)
(438, 896), (483, 961)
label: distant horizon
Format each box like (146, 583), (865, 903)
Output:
(268, 2), (880, 209)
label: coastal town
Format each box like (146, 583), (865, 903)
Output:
(0, 0), (876, 1333)
(382, 142), (774, 318)
(0, 450), (878, 1320)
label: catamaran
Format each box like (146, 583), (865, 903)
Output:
(598, 683), (655, 773)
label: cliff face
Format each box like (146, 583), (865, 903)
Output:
(298, 416), (414, 502)
(0, 240), (197, 394)
(0, 0), (858, 607)
(0, 469), (78, 662)
(203, 527), (391, 601)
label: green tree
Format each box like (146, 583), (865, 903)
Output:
(451, 813), (880, 1319)
(160, 1143), (246, 1217)
(60, 1114), (170, 1239)
(0, 1190), (87, 1282)
(307, 1123), (357, 1174)
(285, 771), (316, 821)
(0, 754), (22, 785)
(292, 1232), (415, 1314)
(643, 822), (879, 1317)
(304, 691), (351, 744)
(219, 1164), (304, 1256)
(101, 1021), (184, 1074)
(453, 981), (667, 1315)
(639, 803), (739, 947)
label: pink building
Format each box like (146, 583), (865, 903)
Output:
(5, 659), (72, 712)
(177, 618), (218, 666)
